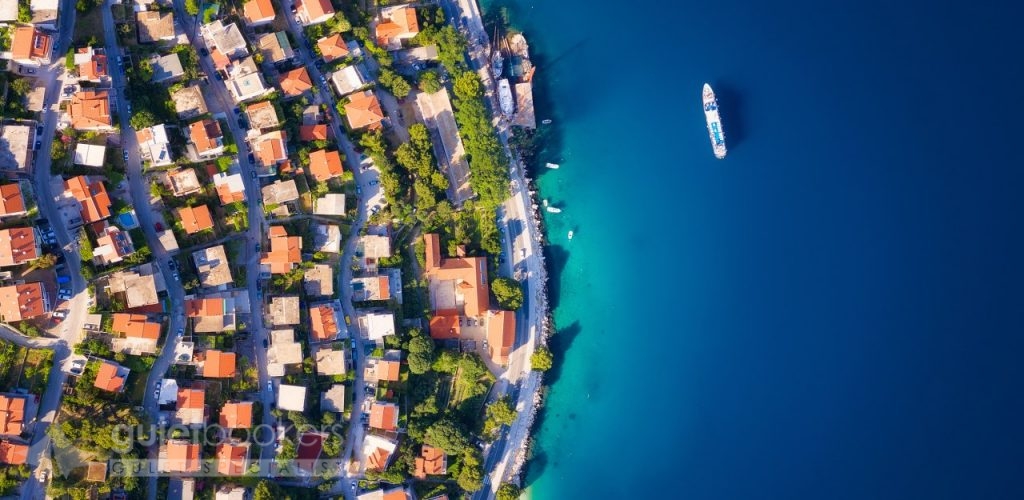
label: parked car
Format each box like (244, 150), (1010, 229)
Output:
(214, 72), (223, 81)
(53, 310), (67, 319)
(34, 140), (41, 150)
(58, 290), (71, 301)
(368, 179), (379, 186)
(247, 152), (255, 164)
(172, 270), (179, 281)
(199, 48), (209, 57)
(238, 118), (248, 129)
(262, 339), (268, 348)
(177, 327), (184, 337)
(250, 170), (257, 179)
(167, 259), (176, 270)
(123, 150), (129, 161)
(126, 103), (131, 114)
(356, 187), (362, 195)
(154, 222), (164, 231)
(68, 359), (85, 375)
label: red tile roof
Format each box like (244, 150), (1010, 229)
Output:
(216, 442), (249, 475)
(299, 124), (330, 141)
(65, 175), (112, 223)
(189, 119), (223, 154)
(11, 26), (52, 62)
(111, 313), (161, 339)
(280, 67), (313, 97)
(309, 304), (339, 342)
(369, 402), (399, 431)
(68, 90), (112, 129)
(0, 184), (25, 217)
(308, 149), (343, 182)
(375, 6), (419, 48)
(0, 282), (48, 322)
(344, 90), (385, 130)
(414, 445), (446, 478)
(486, 310), (516, 366)
(429, 311), (461, 340)
(0, 440), (28, 465)
(163, 441), (201, 472)
(219, 401), (254, 428)
(0, 227), (39, 267)
(242, 0), (276, 24)
(93, 361), (127, 392)
(186, 298), (225, 317)
(201, 350), (236, 378)
(423, 233), (489, 317)
(261, 227), (301, 274)
(316, 34), (349, 62)
(0, 395), (26, 436)
(177, 205), (214, 234)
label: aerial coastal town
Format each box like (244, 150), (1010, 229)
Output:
(0, 0), (551, 498)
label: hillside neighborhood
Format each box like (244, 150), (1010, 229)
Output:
(0, 0), (548, 498)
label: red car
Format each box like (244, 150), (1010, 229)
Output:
(155, 222), (164, 231)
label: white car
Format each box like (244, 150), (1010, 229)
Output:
(68, 359), (85, 375)
(58, 291), (71, 301)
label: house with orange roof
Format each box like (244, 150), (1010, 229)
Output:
(428, 311), (461, 339)
(188, 119), (225, 158)
(413, 445), (446, 479)
(199, 350), (236, 378)
(0, 227), (40, 267)
(0, 440), (28, 465)
(242, 0), (276, 26)
(483, 311), (516, 364)
(299, 124), (330, 141)
(110, 313), (161, 354)
(93, 223), (136, 266)
(308, 149), (343, 182)
(250, 130), (288, 170)
(213, 171), (247, 204)
(260, 226), (301, 275)
(176, 205), (214, 234)
(64, 175), (112, 224)
(175, 387), (206, 426)
(351, 275), (390, 301)
(356, 488), (411, 500)
(0, 394), (27, 436)
(186, 297), (236, 333)
(369, 402), (399, 431)
(93, 360), (129, 392)
(0, 282), (49, 322)
(216, 441), (250, 475)
(364, 357), (400, 384)
(309, 302), (340, 342)
(295, 0), (334, 25)
(344, 90), (385, 130)
(219, 401), (254, 428)
(0, 184), (26, 219)
(9, 26), (52, 66)
(160, 440), (201, 472)
(68, 90), (113, 130)
(297, 431), (326, 472)
(279, 67), (313, 98)
(316, 34), (350, 62)
(375, 6), (419, 51)
(423, 232), (490, 319)
(74, 46), (107, 82)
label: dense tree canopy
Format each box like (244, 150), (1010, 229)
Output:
(531, 345), (554, 371)
(491, 277), (524, 310)
(424, 417), (471, 455)
(496, 483), (523, 500)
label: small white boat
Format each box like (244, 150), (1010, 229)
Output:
(546, 206), (562, 214)
(545, 163), (560, 169)
(542, 199), (548, 207)
(567, 230), (574, 240)
(542, 119), (553, 125)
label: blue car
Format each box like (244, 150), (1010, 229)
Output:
(123, 150), (129, 161)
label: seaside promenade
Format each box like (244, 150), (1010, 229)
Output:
(439, 0), (552, 496)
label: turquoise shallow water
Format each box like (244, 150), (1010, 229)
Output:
(484, 0), (1024, 498)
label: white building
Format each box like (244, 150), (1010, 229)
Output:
(277, 384), (306, 412)
(73, 143), (106, 167)
(362, 311), (395, 344)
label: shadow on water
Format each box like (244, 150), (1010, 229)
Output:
(520, 320), (581, 486)
(544, 320), (581, 386)
(713, 82), (746, 150)
(542, 244), (569, 310)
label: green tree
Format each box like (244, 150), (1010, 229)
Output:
(531, 345), (553, 371)
(184, 0), (199, 15)
(457, 449), (485, 492)
(484, 396), (516, 434)
(28, 253), (57, 271)
(10, 78), (30, 95)
(253, 481), (285, 500)
(418, 70), (442, 94)
(491, 277), (523, 310)
(130, 109), (156, 130)
(496, 483), (522, 500)
(424, 418), (470, 455)
(408, 352), (432, 374)
(78, 229), (93, 261)
(453, 71), (482, 100)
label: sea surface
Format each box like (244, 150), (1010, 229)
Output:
(481, 0), (1024, 498)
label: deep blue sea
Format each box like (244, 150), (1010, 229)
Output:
(481, 0), (1024, 498)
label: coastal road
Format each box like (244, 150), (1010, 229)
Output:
(442, 0), (552, 496)
(170, 0), (276, 475)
